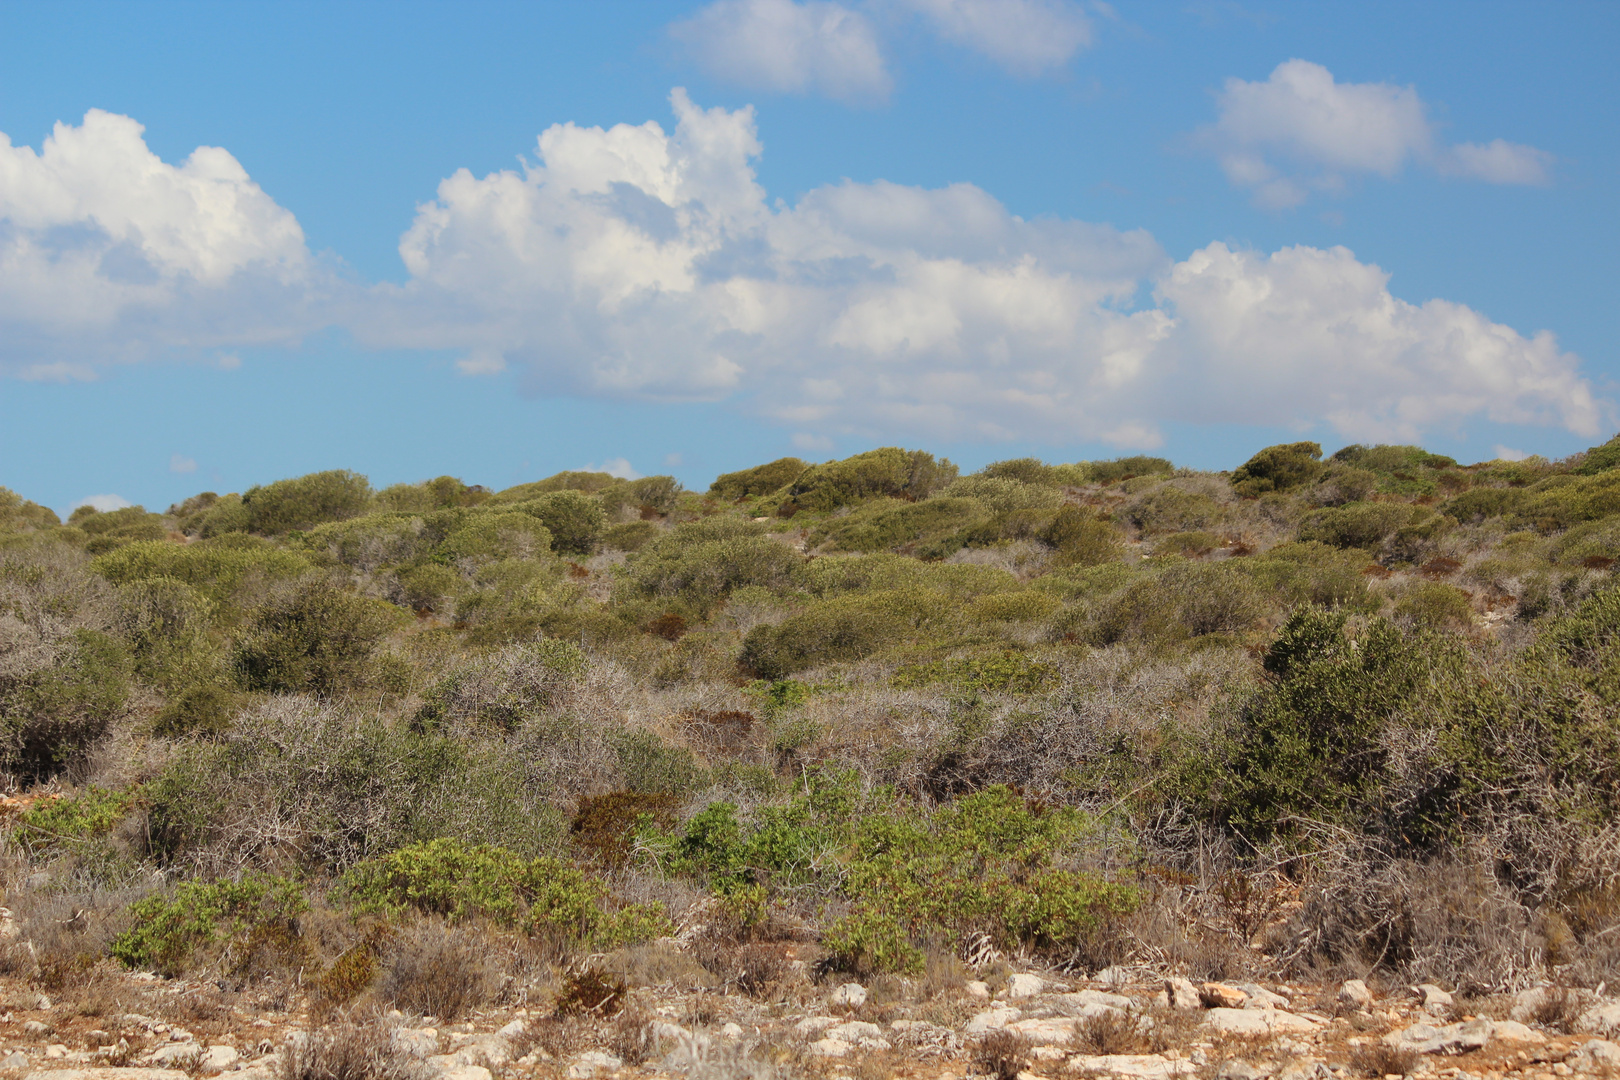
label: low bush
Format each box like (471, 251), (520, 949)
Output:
(1126, 485), (1222, 535)
(710, 457), (808, 500)
(508, 491), (605, 555)
(244, 470), (373, 534)
(232, 581), (405, 695)
(109, 875), (308, 976)
(0, 627), (131, 780)
(379, 920), (499, 1020)
(414, 639), (587, 734)
(343, 838), (672, 947)
(782, 447), (958, 513)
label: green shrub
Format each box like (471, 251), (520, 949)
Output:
(1574, 433), (1620, 475)
(601, 520), (658, 552)
(243, 470), (373, 534)
(1125, 486), (1222, 535)
(414, 640), (587, 733)
(977, 458), (1064, 486)
(152, 683), (240, 739)
(601, 476), (683, 518)
(92, 538), (310, 605)
(782, 447), (958, 513)
(72, 506), (169, 554)
(195, 492), (250, 537)
(114, 577), (223, 691)
(110, 875), (308, 976)
(1331, 444), (1458, 473)
(1298, 502), (1426, 549)
(610, 727), (706, 797)
(740, 587), (952, 677)
(623, 524), (802, 612)
(437, 511), (554, 562)
(15, 784), (135, 857)
(1084, 456), (1174, 484)
(493, 471), (620, 500)
(0, 628), (131, 780)
(507, 491), (604, 555)
(394, 563), (463, 612)
(233, 581), (405, 695)
(967, 591), (1062, 624)
(943, 477), (1064, 515)
(0, 487), (60, 532)
(812, 497), (987, 553)
(374, 476), (489, 512)
(1394, 582), (1475, 631)
(1089, 562), (1263, 645)
(710, 457), (808, 500)
(1231, 442), (1324, 496)
(1042, 506), (1124, 567)
(343, 838), (671, 947)
(893, 652), (1056, 694)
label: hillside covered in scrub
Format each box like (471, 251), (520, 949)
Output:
(3, 436), (1620, 1053)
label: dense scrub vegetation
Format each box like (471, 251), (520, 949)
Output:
(4, 437), (1620, 1011)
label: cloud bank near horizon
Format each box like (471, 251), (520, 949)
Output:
(0, 94), (1603, 450)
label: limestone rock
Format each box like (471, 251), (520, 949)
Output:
(1060, 990), (1132, 1012)
(1567, 1039), (1620, 1075)
(566, 1051), (619, 1078)
(1489, 1020), (1544, 1043)
(23, 1022), (51, 1037)
(23, 1073), (189, 1080)
(966, 1008), (1023, 1035)
(719, 1023), (744, 1040)
(1199, 983), (1248, 1010)
(830, 982), (868, 1008)
(1577, 999), (1620, 1038)
(1237, 984), (1289, 1010)
(393, 1029), (439, 1058)
(1337, 980), (1373, 1010)
(2, 1054), (27, 1071)
(966, 981), (992, 1000)
(1384, 1018), (1493, 1055)
(809, 1038), (851, 1058)
(794, 1017), (841, 1037)
(439, 1067), (493, 1080)
(1065, 1053), (1194, 1078)
(825, 1021), (884, 1044)
(1413, 984), (1453, 1017)
(1007, 974), (1045, 999)
(1165, 978), (1201, 1011)
(1203, 1009), (1317, 1036)
(201, 1047), (239, 1073)
(1008, 1017), (1080, 1044)
(1215, 1063), (1261, 1080)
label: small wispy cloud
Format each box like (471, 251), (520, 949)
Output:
(587, 457), (642, 480)
(1198, 59), (1553, 208)
(74, 494), (133, 513)
(170, 453), (198, 474)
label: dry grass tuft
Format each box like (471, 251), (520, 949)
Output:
(972, 1030), (1030, 1080)
(276, 1021), (434, 1080)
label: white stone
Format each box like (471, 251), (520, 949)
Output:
(393, 1029), (439, 1058)
(1238, 984), (1290, 1010)
(566, 1051), (619, 1078)
(1577, 1000), (1620, 1037)
(1065, 1053), (1194, 1078)
(494, 1020), (526, 1043)
(22, 1022), (50, 1037)
(440, 1067), (493, 1080)
(1166, 978), (1201, 1011)
(1414, 984), (1454, 1016)
(1061, 990), (1132, 1011)
(1008, 1018), (1080, 1044)
(651, 1022), (691, 1043)
(146, 1044), (203, 1066)
(1007, 974), (1045, 999)
(1385, 1018), (1493, 1055)
(1337, 980), (1373, 1010)
(1489, 1020), (1543, 1043)
(2, 1057), (27, 1073)
(794, 1016), (841, 1037)
(826, 1021), (884, 1043)
(719, 1023), (743, 1040)
(42, 1049), (66, 1061)
(23, 1073), (189, 1080)
(830, 982), (868, 1008)
(966, 1008), (1023, 1035)
(201, 1047), (240, 1073)
(966, 981), (992, 1000)
(1567, 1039), (1620, 1074)
(809, 1038), (851, 1058)
(1203, 1008), (1318, 1035)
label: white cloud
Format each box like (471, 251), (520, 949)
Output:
(670, 0), (890, 102)
(74, 494), (132, 513)
(588, 457), (642, 480)
(1494, 445), (1530, 462)
(0, 97), (1603, 453)
(360, 90), (1604, 448)
(1201, 60), (1552, 206)
(170, 454), (198, 474)
(0, 110), (333, 374)
(894, 0), (1092, 74)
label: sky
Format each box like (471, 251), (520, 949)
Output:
(1, 0), (1616, 515)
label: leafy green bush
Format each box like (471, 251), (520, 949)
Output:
(1088, 561), (1263, 645)
(1330, 444), (1458, 473)
(343, 838), (671, 946)
(740, 587), (952, 677)
(1231, 442), (1324, 496)
(1042, 506), (1124, 567)
(374, 476), (489, 512)
(622, 522), (802, 612)
(0, 487), (60, 532)
(244, 470), (373, 534)
(782, 447), (958, 513)
(507, 491), (604, 555)
(195, 492), (251, 537)
(943, 476), (1064, 515)
(92, 538), (310, 605)
(15, 784), (135, 856)
(1298, 502), (1426, 549)
(153, 684), (240, 739)
(709, 457), (808, 500)
(110, 875), (308, 975)
(977, 458), (1064, 486)
(600, 520), (658, 552)
(1574, 433), (1620, 475)
(1125, 485), (1222, 535)
(114, 577), (223, 691)
(71, 506), (169, 554)
(811, 497), (987, 553)
(438, 511), (554, 562)
(1085, 456), (1174, 484)
(893, 652), (1056, 694)
(0, 628), (131, 780)
(493, 471), (620, 500)
(233, 581), (405, 694)
(1394, 582), (1475, 631)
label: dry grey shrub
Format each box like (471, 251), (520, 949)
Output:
(787, 679), (954, 791)
(379, 920), (500, 1020)
(278, 1020), (434, 1080)
(944, 540), (1053, 582)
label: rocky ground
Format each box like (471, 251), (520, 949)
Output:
(4, 962), (1620, 1080)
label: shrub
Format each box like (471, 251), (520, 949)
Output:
(14, 784), (135, 858)
(1231, 442), (1324, 496)
(92, 538), (310, 605)
(1085, 456), (1174, 484)
(601, 476), (683, 518)
(114, 577), (222, 691)
(571, 791), (678, 868)
(109, 875), (308, 976)
(244, 470), (373, 534)
(0, 487), (60, 532)
(893, 652), (1056, 694)
(812, 497), (987, 553)
(623, 525), (802, 612)
(1088, 562), (1263, 645)
(374, 475), (489, 512)
(782, 447), (958, 513)
(276, 1020), (432, 1080)
(1394, 582), (1475, 632)
(0, 627), (131, 780)
(415, 639), (587, 733)
(379, 920), (499, 1020)
(152, 683), (240, 739)
(1125, 486), (1222, 535)
(1331, 443), (1458, 474)
(1298, 502), (1425, 549)
(437, 511), (554, 562)
(1574, 433), (1620, 475)
(1043, 505), (1124, 567)
(978, 458), (1063, 486)
(942, 476), (1064, 515)
(343, 838), (672, 947)
(233, 581), (405, 695)
(73, 506), (170, 554)
(494, 471), (619, 500)
(507, 491), (605, 555)
(601, 520), (658, 552)
(739, 592), (922, 678)
(710, 457), (808, 500)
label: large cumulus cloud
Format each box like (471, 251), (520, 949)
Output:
(0, 110), (334, 379)
(0, 94), (1604, 447)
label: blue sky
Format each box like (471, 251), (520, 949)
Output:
(1, 0), (1615, 515)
